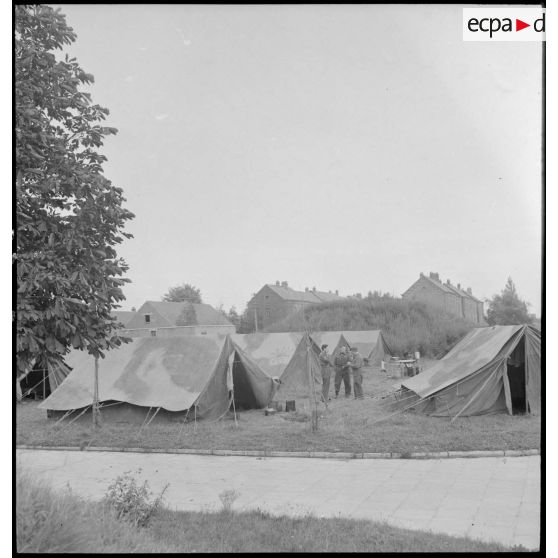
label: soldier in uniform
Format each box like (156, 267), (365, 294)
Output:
(334, 346), (351, 398)
(349, 346), (364, 399)
(318, 344), (332, 402)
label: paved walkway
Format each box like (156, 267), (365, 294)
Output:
(17, 449), (540, 550)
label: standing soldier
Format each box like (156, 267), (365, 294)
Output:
(334, 346), (351, 398)
(349, 346), (364, 399)
(318, 344), (332, 402)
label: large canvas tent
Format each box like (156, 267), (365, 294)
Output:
(39, 335), (276, 422)
(397, 325), (541, 417)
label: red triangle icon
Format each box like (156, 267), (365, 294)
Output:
(516, 19), (530, 32)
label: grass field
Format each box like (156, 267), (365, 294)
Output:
(17, 468), (526, 553)
(17, 364), (540, 453)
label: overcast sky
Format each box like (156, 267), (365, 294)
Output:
(56, 4), (542, 314)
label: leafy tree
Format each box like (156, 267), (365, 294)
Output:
(238, 306), (256, 334)
(15, 6), (134, 378)
(486, 277), (532, 326)
(176, 303), (197, 326)
(162, 283), (202, 304)
(226, 306), (241, 330)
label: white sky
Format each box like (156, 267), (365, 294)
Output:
(55, 4), (542, 314)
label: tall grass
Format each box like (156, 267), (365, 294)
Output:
(16, 467), (526, 553)
(266, 297), (475, 358)
(15, 467), (175, 553)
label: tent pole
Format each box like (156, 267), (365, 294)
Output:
(92, 356), (101, 428)
(305, 333), (318, 432)
(231, 389), (238, 428)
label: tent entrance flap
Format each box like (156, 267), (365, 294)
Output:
(506, 337), (527, 414)
(20, 365), (50, 399)
(231, 357), (259, 410)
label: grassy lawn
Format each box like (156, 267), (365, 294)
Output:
(17, 384), (540, 454)
(17, 468), (526, 553)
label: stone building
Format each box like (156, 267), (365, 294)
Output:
(246, 281), (346, 330)
(123, 300), (236, 337)
(402, 272), (485, 324)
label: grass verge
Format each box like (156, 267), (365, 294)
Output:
(16, 468), (527, 553)
(17, 395), (540, 454)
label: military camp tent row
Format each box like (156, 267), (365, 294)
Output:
(37, 330), (391, 422)
(37, 326), (540, 422)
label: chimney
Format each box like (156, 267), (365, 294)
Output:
(305, 287), (309, 292)
(335, 290), (339, 295)
(312, 286), (316, 292)
(457, 283), (461, 290)
(281, 281), (288, 288)
(429, 272), (440, 281)
(275, 280), (280, 286)
(467, 287), (472, 294)
(446, 279), (451, 286)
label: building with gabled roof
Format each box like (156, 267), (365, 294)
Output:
(246, 281), (346, 330)
(124, 300), (236, 337)
(402, 272), (485, 324)
(111, 310), (137, 329)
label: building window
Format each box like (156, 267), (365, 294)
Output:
(150, 330), (157, 337)
(144, 314), (151, 324)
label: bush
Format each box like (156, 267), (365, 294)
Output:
(16, 467), (177, 553)
(105, 468), (168, 527)
(265, 298), (474, 358)
(218, 489), (240, 512)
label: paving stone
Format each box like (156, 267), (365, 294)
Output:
(16, 449), (539, 550)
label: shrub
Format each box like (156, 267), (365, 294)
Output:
(104, 468), (168, 527)
(218, 489), (240, 512)
(16, 467), (177, 552)
(265, 298), (474, 358)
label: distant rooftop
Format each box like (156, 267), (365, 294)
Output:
(265, 281), (346, 303)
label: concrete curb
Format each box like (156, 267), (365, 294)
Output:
(15, 445), (540, 460)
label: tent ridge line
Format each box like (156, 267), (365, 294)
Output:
(15, 445), (540, 459)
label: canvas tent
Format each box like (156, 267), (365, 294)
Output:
(229, 332), (304, 379)
(340, 330), (392, 366)
(309, 330), (392, 366)
(397, 325), (541, 417)
(310, 332), (345, 357)
(39, 335), (276, 422)
(271, 333), (323, 405)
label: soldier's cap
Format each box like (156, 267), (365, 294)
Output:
(350, 346), (358, 351)
(321, 344), (328, 350)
